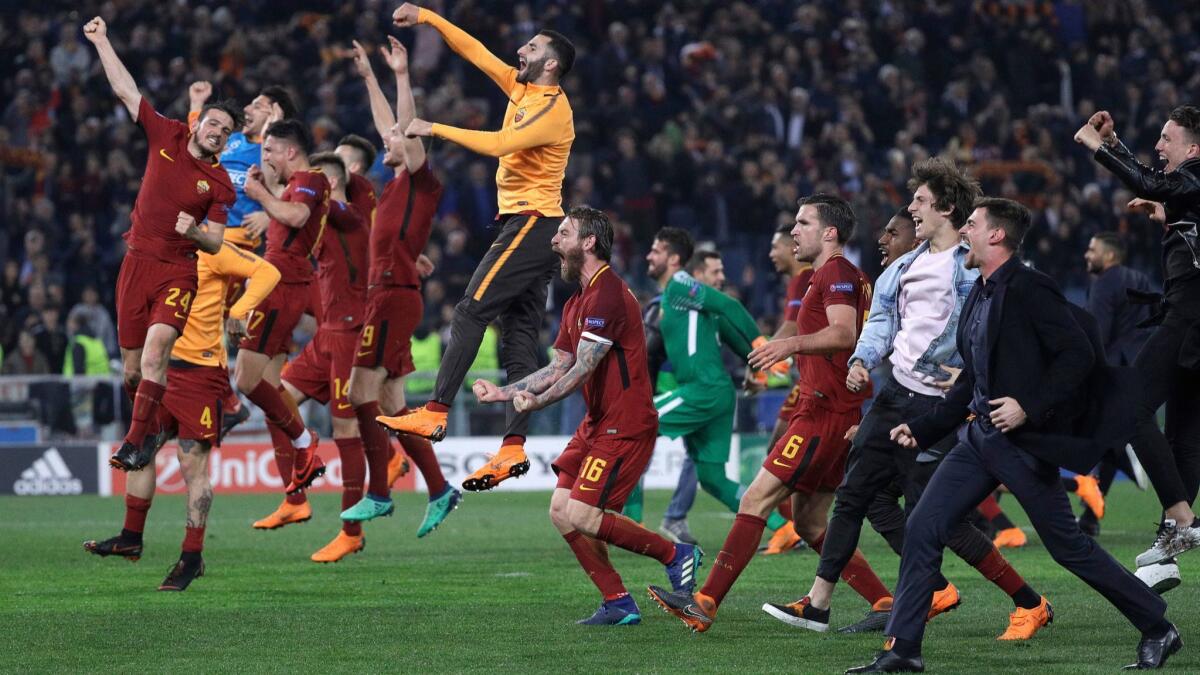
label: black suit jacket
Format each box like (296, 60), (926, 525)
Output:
(908, 260), (1134, 473)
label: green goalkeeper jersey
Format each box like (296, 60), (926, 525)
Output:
(658, 270), (762, 389)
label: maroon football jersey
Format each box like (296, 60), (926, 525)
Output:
(315, 199), (369, 331)
(796, 255), (873, 412)
(370, 163), (443, 287)
(784, 265), (815, 323)
(553, 265), (658, 440)
(264, 169), (330, 284)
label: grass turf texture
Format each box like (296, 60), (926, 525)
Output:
(1, 483), (1194, 673)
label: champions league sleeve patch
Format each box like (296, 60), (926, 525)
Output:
(830, 282), (855, 293)
(584, 317), (607, 330)
(297, 187), (318, 197)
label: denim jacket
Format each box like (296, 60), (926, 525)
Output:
(849, 241), (979, 380)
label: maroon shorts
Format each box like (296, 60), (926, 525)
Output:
(552, 431), (655, 511)
(763, 397), (860, 495)
(353, 286), (422, 378)
(238, 281), (309, 357)
(116, 253), (198, 350)
(777, 382), (803, 423)
(282, 328), (358, 418)
(159, 361), (232, 445)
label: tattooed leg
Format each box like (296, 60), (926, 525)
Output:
(177, 440), (214, 529)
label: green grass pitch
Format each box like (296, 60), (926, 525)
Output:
(1, 483), (1195, 673)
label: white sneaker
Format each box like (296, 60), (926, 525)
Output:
(1125, 444), (1149, 491)
(1135, 559), (1182, 595)
(1136, 518), (1200, 567)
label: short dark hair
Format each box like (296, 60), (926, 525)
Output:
(568, 205), (612, 261)
(974, 197), (1031, 252)
(1168, 105), (1200, 145)
(653, 227), (694, 268)
(892, 206), (915, 223)
(538, 29), (575, 79)
(686, 250), (721, 276)
(265, 119), (313, 155)
(798, 193), (856, 244)
(261, 85), (299, 121)
(1093, 231), (1126, 263)
(775, 222), (793, 236)
(309, 151), (347, 185)
(337, 134), (377, 172)
(907, 157), (981, 228)
(199, 99), (244, 130)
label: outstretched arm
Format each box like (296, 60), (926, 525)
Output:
(473, 348), (575, 402)
(393, 4), (517, 96)
(350, 40), (396, 141)
(379, 36), (427, 171)
(514, 339), (610, 412)
(82, 17), (142, 119)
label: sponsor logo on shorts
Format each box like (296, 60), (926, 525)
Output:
(196, 179), (210, 194)
(356, 350), (373, 357)
(771, 458), (794, 469)
(337, 403), (352, 410)
(13, 448), (83, 495)
(584, 317), (607, 329)
(830, 282), (854, 293)
(578, 485), (597, 491)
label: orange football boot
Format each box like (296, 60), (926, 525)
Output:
(252, 499), (312, 530)
(286, 428), (325, 494)
(377, 404), (448, 442)
(387, 445), (411, 487)
(927, 582), (962, 621)
(762, 521), (802, 555)
(648, 587), (717, 633)
(311, 531), (365, 563)
(462, 444), (531, 491)
(997, 596), (1053, 640)
(993, 527), (1028, 549)
(1073, 474), (1105, 519)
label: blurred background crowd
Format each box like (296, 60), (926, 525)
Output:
(1, 0), (1191, 381)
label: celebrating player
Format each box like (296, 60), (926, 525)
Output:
(381, 3), (577, 493)
(649, 194), (892, 632)
(85, 240), (280, 591)
(474, 207), (701, 626)
(83, 16), (238, 473)
(337, 37), (457, 534)
(235, 120), (329, 521)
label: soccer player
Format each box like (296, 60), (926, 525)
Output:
(777, 159), (1052, 639)
(262, 152), (372, 561)
(84, 241), (280, 590)
(632, 229), (790, 541)
(649, 194), (892, 633)
(382, 3), (577, 492)
(337, 37), (457, 533)
(234, 120), (329, 518)
(1076, 108), (1200, 569)
(473, 207), (701, 626)
(83, 16), (238, 474)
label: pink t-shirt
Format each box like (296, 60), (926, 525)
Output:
(890, 246), (958, 396)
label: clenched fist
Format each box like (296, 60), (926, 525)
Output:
(175, 211), (199, 237)
(82, 16), (107, 43)
(392, 3), (420, 27)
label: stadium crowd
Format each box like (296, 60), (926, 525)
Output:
(0, 0), (1190, 374)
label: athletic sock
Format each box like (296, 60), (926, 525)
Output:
(391, 407), (447, 497)
(811, 530), (893, 607)
(699, 513), (766, 605)
(696, 461), (742, 514)
(597, 513), (676, 564)
(563, 530), (628, 600)
(425, 400), (450, 414)
(268, 423), (305, 505)
(503, 434), (525, 447)
(354, 400), (391, 499)
(124, 380), (166, 446)
(335, 437), (366, 536)
(247, 381), (304, 438)
(978, 494), (1017, 530)
(123, 495), (152, 539)
(973, 547), (1038, 607)
(182, 525), (205, 553)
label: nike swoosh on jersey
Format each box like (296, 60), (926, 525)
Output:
(159, 148), (175, 162)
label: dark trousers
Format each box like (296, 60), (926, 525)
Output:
(817, 377), (993, 584)
(433, 214), (561, 438)
(1129, 312), (1200, 509)
(886, 420), (1167, 644)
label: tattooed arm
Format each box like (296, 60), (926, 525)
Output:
(472, 349), (575, 403)
(513, 339), (610, 413)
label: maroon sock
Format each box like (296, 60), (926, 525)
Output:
(503, 434), (525, 446)
(248, 381), (304, 438)
(124, 495), (152, 534)
(336, 437), (366, 536)
(182, 526), (205, 553)
(268, 424), (306, 505)
(354, 401), (391, 499)
(978, 494), (1003, 520)
(975, 547), (1029, 597)
(124, 380), (137, 406)
(699, 513), (766, 605)
(425, 400), (450, 414)
(824, 531), (893, 607)
(597, 513), (676, 564)
(124, 380), (166, 446)
(777, 502), (792, 522)
(392, 406), (447, 496)
(563, 530), (628, 600)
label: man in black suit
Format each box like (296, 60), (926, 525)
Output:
(847, 198), (1177, 673)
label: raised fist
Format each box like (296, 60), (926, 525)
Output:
(393, 3), (420, 27)
(82, 16), (107, 43)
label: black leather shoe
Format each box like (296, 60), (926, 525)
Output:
(846, 651), (925, 673)
(1124, 624), (1182, 670)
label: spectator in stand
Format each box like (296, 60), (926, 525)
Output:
(3, 330), (51, 375)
